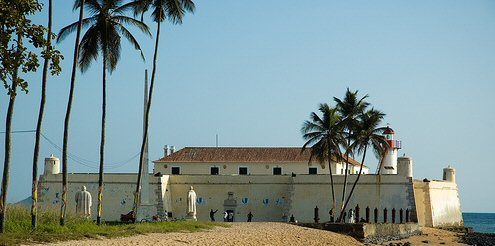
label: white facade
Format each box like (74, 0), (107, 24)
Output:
(36, 147), (463, 228)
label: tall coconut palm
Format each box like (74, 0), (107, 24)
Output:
(301, 104), (345, 218)
(334, 88), (369, 221)
(31, 0), (53, 229)
(337, 108), (388, 222)
(58, 0), (85, 226)
(129, 0), (195, 219)
(58, 0), (150, 225)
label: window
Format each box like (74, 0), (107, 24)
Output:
(171, 166), (181, 175)
(239, 167), (248, 175)
(210, 166), (219, 175)
(340, 169), (344, 174)
(309, 167), (318, 175)
(273, 167), (282, 175)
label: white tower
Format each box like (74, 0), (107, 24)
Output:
(44, 154), (60, 175)
(380, 126), (401, 174)
(443, 166), (456, 183)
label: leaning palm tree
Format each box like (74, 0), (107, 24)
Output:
(58, 0), (85, 226)
(301, 103), (346, 219)
(128, 0), (195, 220)
(337, 108), (388, 222)
(31, 0), (53, 229)
(334, 88), (369, 221)
(58, 0), (151, 225)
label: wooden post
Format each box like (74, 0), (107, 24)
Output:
(355, 204), (360, 223)
(365, 206), (370, 223)
(392, 208), (396, 223)
(374, 207), (378, 223)
(400, 208), (404, 223)
(406, 208), (409, 223)
(383, 208), (388, 223)
(314, 206), (319, 223)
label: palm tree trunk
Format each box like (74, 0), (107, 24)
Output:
(327, 156), (336, 217)
(31, 0), (52, 229)
(340, 146), (368, 221)
(339, 136), (351, 222)
(0, 34), (22, 233)
(97, 54), (107, 225)
(133, 20), (161, 220)
(61, 0), (85, 226)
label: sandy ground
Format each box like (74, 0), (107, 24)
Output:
(35, 223), (468, 246)
(38, 222), (362, 246)
(370, 227), (468, 246)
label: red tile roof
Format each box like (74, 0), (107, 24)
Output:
(154, 147), (363, 167)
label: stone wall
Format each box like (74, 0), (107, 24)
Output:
(413, 180), (463, 227)
(37, 172), (463, 227)
(38, 173), (160, 221)
(165, 174), (416, 223)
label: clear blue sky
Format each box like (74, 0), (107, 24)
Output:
(1, 0), (494, 212)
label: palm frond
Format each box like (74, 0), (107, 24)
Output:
(115, 24), (145, 60)
(78, 25), (100, 72)
(57, 17), (96, 43)
(113, 15), (151, 36)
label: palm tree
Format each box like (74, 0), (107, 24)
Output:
(129, 0), (195, 220)
(58, 0), (85, 226)
(31, 0), (53, 229)
(334, 88), (369, 221)
(301, 104), (345, 219)
(58, 0), (151, 225)
(337, 108), (388, 222)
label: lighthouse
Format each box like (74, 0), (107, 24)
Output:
(380, 126), (402, 174)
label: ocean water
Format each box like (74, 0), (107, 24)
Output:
(463, 213), (495, 233)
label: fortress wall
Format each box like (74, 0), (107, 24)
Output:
(38, 173), (161, 221)
(166, 174), (415, 223)
(38, 173), (461, 226)
(290, 175), (415, 223)
(167, 175), (292, 222)
(413, 180), (463, 227)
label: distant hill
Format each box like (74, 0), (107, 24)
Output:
(13, 196), (31, 208)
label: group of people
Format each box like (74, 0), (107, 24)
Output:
(209, 209), (254, 222)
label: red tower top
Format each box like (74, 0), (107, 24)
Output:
(383, 126), (395, 135)
(383, 126), (401, 149)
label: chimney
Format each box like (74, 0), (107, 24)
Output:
(170, 146), (176, 154)
(164, 145), (170, 156)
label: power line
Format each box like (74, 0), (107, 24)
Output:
(1, 129), (143, 170)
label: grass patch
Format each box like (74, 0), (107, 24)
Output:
(0, 206), (228, 245)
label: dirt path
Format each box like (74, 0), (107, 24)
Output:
(35, 223), (469, 246)
(40, 222), (363, 246)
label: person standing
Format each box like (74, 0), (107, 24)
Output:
(210, 209), (218, 221)
(247, 211), (253, 222)
(223, 211), (228, 222)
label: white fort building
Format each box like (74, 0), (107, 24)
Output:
(37, 127), (463, 227)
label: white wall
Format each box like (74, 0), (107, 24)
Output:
(154, 161), (369, 176)
(38, 173), (160, 221)
(413, 180), (463, 227)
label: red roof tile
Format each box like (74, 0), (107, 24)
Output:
(154, 147), (363, 167)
